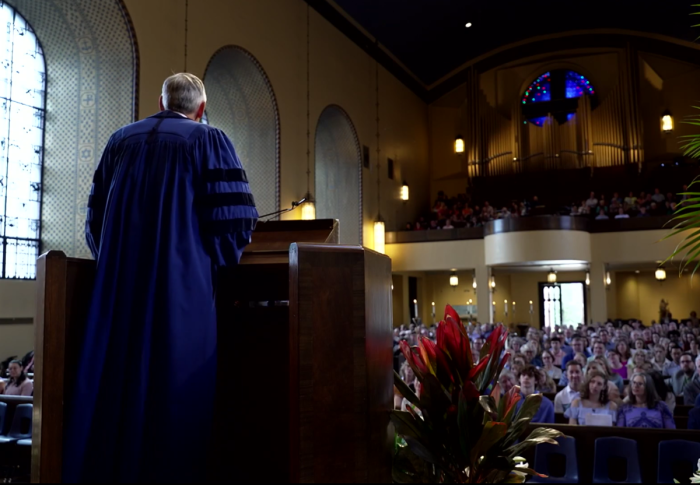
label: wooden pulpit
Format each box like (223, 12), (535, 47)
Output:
(32, 219), (393, 483)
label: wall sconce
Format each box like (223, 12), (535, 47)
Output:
(547, 268), (557, 283)
(504, 299), (508, 316)
(300, 194), (316, 220)
(449, 269), (459, 287)
(373, 220), (385, 254)
(490, 276), (496, 289)
(400, 181), (409, 201)
(661, 110), (674, 133)
(605, 271), (612, 288)
(585, 271), (590, 286)
(454, 135), (465, 154)
(472, 276), (477, 290)
(655, 266), (667, 282)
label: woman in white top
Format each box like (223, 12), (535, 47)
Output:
(566, 370), (618, 425)
(541, 350), (562, 381)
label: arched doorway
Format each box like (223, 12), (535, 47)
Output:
(203, 46), (280, 218)
(315, 106), (362, 245)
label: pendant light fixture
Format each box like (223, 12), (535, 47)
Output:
(455, 135), (465, 154)
(547, 268), (557, 283)
(301, 4), (316, 220)
(400, 181), (409, 201)
(449, 269), (458, 287)
(655, 266), (667, 282)
(373, 48), (385, 253)
(661, 110), (674, 133)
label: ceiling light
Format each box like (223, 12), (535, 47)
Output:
(655, 267), (667, 282)
(465, 22), (472, 28)
(635, 270), (640, 274)
(547, 268), (557, 283)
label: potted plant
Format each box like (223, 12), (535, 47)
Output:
(392, 305), (562, 483)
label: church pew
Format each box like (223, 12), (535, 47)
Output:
(522, 424), (700, 483)
(0, 396), (32, 435)
(675, 405), (692, 416)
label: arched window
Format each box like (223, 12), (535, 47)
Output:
(203, 46), (280, 218)
(0, 4), (45, 279)
(522, 70), (595, 126)
(315, 106), (362, 245)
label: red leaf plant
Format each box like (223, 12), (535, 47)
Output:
(392, 305), (562, 483)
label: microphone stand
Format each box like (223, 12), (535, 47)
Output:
(257, 198), (306, 221)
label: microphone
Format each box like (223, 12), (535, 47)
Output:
(258, 198), (307, 221)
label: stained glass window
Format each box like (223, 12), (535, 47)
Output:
(565, 70), (595, 99)
(522, 72), (551, 104)
(0, 4), (46, 279)
(522, 70), (595, 127)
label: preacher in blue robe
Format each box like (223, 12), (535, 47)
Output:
(63, 73), (258, 483)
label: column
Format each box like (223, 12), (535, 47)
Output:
(590, 263), (608, 324)
(475, 264), (490, 323)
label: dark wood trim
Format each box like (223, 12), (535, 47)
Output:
(32, 251), (68, 483)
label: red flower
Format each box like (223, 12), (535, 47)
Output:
(400, 340), (428, 379)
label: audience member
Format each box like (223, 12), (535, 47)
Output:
(554, 361), (583, 413)
(663, 345), (683, 377)
(616, 372), (675, 429)
(682, 355), (700, 405)
(4, 360), (32, 396)
(516, 366), (555, 424)
(666, 352), (698, 397)
(566, 370), (618, 425)
(541, 350), (562, 381)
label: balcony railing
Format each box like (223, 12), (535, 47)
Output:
(386, 215), (674, 244)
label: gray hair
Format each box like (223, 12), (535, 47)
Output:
(161, 73), (207, 115)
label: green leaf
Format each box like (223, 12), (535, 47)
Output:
(394, 370), (420, 408)
(479, 395), (499, 420)
(514, 393), (542, 422)
(404, 436), (437, 464)
(390, 410), (424, 442)
(470, 421), (507, 466)
(506, 427), (564, 458)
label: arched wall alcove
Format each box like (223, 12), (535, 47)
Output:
(8, 0), (139, 258)
(203, 46), (280, 218)
(314, 105), (362, 245)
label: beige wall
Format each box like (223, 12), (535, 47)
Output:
(0, 280), (35, 362)
(123, 0), (430, 239)
(0, 0), (432, 357)
(615, 270), (700, 324)
(485, 230), (591, 266)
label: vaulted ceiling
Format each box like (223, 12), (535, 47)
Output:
(309, 0), (697, 99)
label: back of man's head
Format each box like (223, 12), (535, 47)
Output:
(161, 73), (207, 115)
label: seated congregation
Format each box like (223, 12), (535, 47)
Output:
(395, 318), (700, 430)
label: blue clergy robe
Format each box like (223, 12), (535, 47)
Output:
(62, 110), (258, 483)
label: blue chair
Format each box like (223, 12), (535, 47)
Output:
(0, 404), (31, 444)
(0, 403), (8, 436)
(592, 437), (642, 483)
(529, 436), (579, 483)
(658, 440), (700, 483)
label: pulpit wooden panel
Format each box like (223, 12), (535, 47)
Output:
(32, 221), (392, 484)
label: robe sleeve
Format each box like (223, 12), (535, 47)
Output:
(194, 128), (259, 267)
(85, 134), (118, 259)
